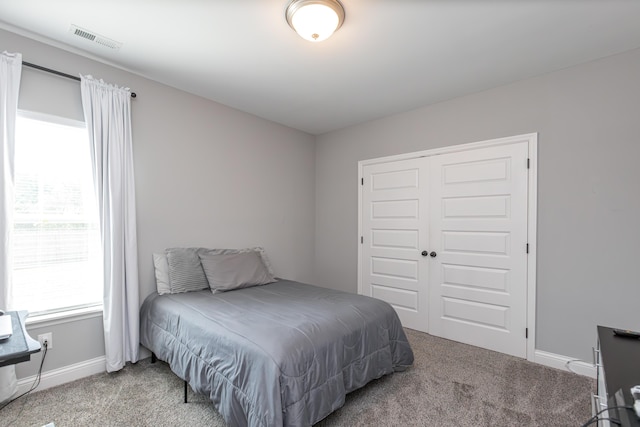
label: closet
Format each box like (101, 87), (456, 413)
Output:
(358, 134), (537, 359)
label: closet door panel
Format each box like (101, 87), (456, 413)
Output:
(361, 158), (429, 331)
(428, 142), (529, 358)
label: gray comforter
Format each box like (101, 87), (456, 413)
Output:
(140, 280), (414, 426)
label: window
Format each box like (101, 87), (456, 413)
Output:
(11, 112), (102, 316)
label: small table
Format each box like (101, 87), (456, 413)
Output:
(0, 311), (41, 367)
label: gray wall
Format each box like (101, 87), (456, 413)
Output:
(1, 28), (316, 379)
(4, 26), (640, 379)
(314, 48), (640, 362)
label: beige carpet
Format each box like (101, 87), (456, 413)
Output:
(0, 329), (594, 427)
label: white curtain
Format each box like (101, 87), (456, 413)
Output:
(80, 75), (139, 373)
(0, 51), (21, 402)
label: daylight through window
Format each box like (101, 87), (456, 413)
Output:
(11, 112), (102, 316)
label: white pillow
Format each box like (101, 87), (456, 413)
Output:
(152, 253), (171, 295)
(199, 251), (276, 293)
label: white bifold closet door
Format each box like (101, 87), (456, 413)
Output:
(361, 158), (430, 331)
(361, 140), (529, 358)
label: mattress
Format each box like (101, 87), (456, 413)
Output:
(140, 279), (414, 426)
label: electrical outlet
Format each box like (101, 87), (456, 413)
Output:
(38, 332), (53, 350)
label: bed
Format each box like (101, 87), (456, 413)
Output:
(140, 278), (414, 426)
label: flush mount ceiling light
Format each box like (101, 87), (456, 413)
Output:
(286, 0), (345, 42)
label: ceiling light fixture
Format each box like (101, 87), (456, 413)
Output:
(285, 0), (345, 42)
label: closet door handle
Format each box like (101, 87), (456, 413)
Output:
(430, 251), (437, 258)
(421, 251), (428, 257)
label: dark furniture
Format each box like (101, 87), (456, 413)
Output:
(597, 325), (640, 427)
(0, 311), (41, 368)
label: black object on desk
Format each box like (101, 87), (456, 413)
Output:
(598, 325), (640, 427)
(0, 311), (41, 368)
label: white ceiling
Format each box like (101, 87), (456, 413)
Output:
(2, 0), (640, 135)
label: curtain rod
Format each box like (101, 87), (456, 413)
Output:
(22, 61), (137, 98)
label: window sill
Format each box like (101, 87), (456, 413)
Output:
(25, 305), (103, 329)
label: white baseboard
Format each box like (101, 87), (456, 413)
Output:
(14, 346), (151, 397)
(534, 349), (596, 379)
(16, 356), (106, 396)
(13, 347), (594, 399)
(139, 347), (151, 360)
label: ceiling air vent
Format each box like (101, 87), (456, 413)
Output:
(69, 25), (122, 50)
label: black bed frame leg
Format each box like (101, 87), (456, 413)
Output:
(149, 352), (186, 403)
(149, 352), (187, 403)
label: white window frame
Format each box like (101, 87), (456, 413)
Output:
(13, 110), (103, 324)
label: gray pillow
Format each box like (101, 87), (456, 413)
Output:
(198, 247), (275, 277)
(165, 247), (209, 293)
(199, 251), (276, 293)
(152, 252), (171, 295)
